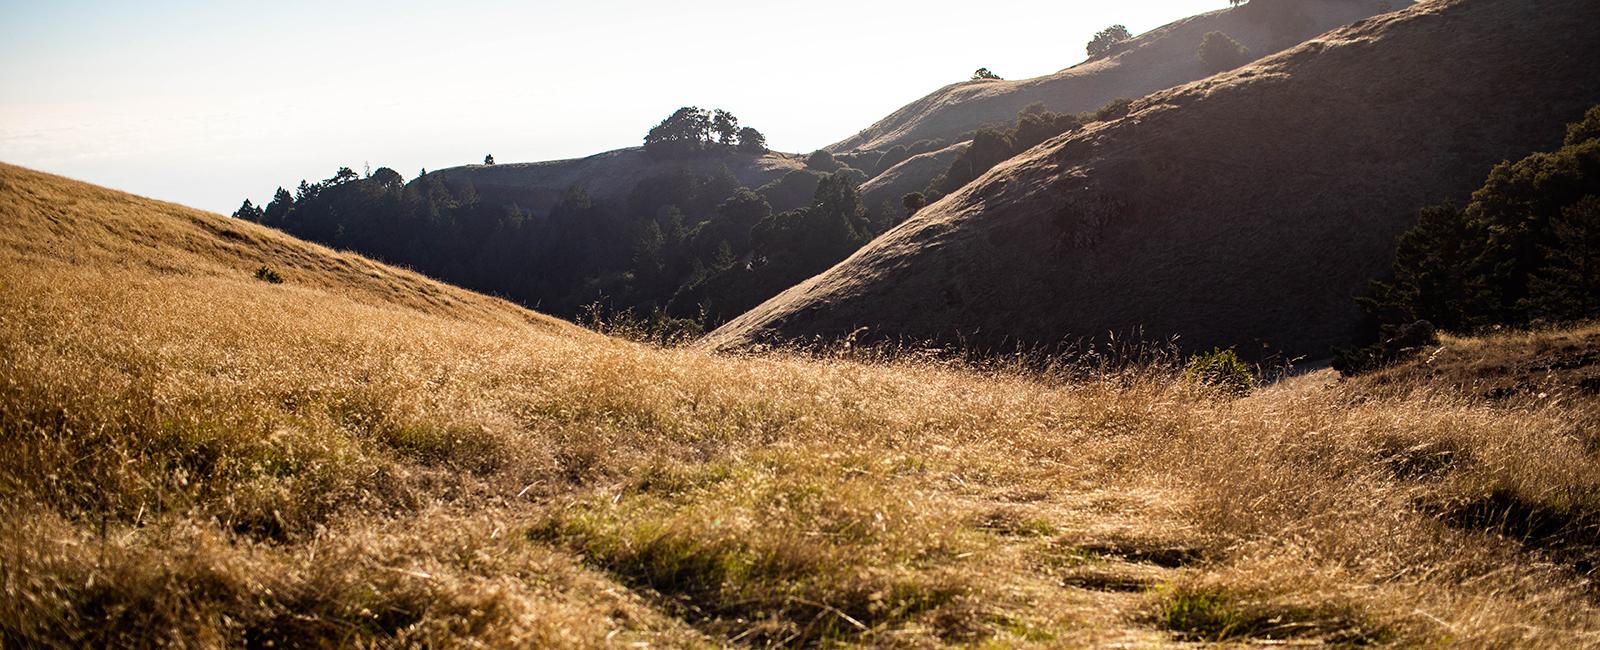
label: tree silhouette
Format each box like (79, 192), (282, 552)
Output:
(644, 107), (713, 158)
(1087, 25), (1132, 58)
(484, 154), (496, 165)
(233, 199), (263, 221)
(712, 110), (740, 146)
(971, 68), (1002, 80)
(736, 127), (768, 154)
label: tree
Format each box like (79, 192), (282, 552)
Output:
(1087, 25), (1132, 58)
(644, 107), (713, 158)
(1527, 196), (1600, 321)
(1198, 31), (1253, 72)
(232, 199), (263, 221)
(736, 127), (768, 154)
(1362, 204), (1485, 332)
(806, 150), (838, 172)
(971, 68), (1002, 81)
(327, 167), (358, 185)
(371, 167), (405, 188)
(261, 187), (293, 225)
(484, 154), (496, 165)
(902, 192), (927, 216)
(712, 110), (740, 146)
(1567, 105), (1600, 147)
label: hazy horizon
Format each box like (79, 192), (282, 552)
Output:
(2, 0), (1223, 213)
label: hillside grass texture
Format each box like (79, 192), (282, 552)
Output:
(4, 163), (1600, 647)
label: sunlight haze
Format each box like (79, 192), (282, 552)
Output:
(2, 0), (1223, 213)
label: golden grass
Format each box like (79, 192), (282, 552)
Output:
(4, 163), (1600, 647)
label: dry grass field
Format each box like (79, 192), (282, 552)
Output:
(4, 162), (1600, 647)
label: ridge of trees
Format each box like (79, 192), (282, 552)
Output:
(644, 107), (768, 159)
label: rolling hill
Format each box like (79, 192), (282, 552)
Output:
(828, 0), (1404, 155)
(6, 163), (1600, 646)
(428, 147), (808, 217)
(707, 0), (1600, 360)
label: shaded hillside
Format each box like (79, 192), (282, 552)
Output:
(857, 141), (969, 215)
(430, 147), (807, 217)
(9, 164), (1600, 647)
(237, 149), (885, 331)
(707, 0), (1600, 359)
(828, 0), (1402, 154)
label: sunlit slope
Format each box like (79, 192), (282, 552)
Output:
(3, 164), (1600, 646)
(710, 0), (1600, 360)
(0, 163), (583, 333)
(828, 0), (1400, 154)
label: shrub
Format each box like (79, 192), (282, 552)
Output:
(1198, 31), (1252, 72)
(1184, 348), (1254, 396)
(1092, 98), (1133, 122)
(805, 150), (839, 172)
(902, 192), (928, 216)
(253, 266), (284, 284)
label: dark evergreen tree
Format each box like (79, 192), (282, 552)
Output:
(232, 199), (263, 221)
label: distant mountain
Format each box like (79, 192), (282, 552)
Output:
(828, 0), (1404, 155)
(706, 0), (1600, 359)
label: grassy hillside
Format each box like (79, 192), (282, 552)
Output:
(5, 164), (1600, 647)
(828, 0), (1401, 154)
(709, 0), (1600, 361)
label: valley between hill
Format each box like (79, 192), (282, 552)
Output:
(4, 163), (1600, 647)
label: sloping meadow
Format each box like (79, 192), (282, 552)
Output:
(4, 167), (1600, 646)
(4, 267), (1599, 647)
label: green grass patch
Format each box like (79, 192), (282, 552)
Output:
(1154, 584), (1390, 645)
(530, 476), (983, 645)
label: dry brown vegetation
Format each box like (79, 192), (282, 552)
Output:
(5, 163), (1600, 647)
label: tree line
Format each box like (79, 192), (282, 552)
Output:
(1337, 105), (1600, 373)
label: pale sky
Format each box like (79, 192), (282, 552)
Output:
(1, 1), (1225, 213)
